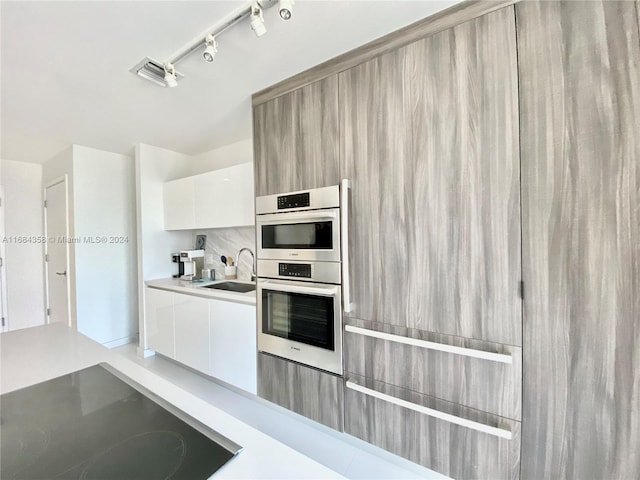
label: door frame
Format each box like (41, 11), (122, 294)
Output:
(43, 175), (72, 327)
(0, 185), (8, 332)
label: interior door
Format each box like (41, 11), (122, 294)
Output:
(44, 178), (70, 326)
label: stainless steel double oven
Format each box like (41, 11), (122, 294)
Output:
(256, 182), (350, 376)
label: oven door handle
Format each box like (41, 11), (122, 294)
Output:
(258, 280), (339, 297)
(257, 210), (337, 224)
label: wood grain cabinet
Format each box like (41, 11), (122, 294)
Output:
(340, 6), (521, 346)
(253, 76), (340, 196)
(257, 352), (343, 431)
(345, 375), (521, 480)
(344, 319), (522, 421)
(517, 1), (640, 478)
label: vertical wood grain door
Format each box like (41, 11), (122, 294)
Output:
(517, 1), (640, 478)
(253, 76), (340, 197)
(341, 6), (521, 346)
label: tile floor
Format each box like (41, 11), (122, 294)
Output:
(114, 344), (448, 480)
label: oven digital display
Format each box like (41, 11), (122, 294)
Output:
(278, 263), (312, 278)
(277, 192), (310, 209)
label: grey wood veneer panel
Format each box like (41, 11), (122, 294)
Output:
(517, 2), (640, 479)
(252, 0), (519, 106)
(253, 76), (339, 197)
(341, 7), (521, 346)
(344, 318), (522, 421)
(344, 375), (521, 480)
(257, 352), (343, 431)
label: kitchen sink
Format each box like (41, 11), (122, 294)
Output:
(202, 281), (256, 293)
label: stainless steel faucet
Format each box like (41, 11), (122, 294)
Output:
(236, 248), (257, 282)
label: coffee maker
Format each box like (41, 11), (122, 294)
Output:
(176, 249), (205, 281)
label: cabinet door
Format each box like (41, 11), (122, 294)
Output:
(209, 300), (256, 394)
(194, 162), (255, 229)
(163, 176), (195, 230)
(145, 288), (175, 358)
(340, 6), (521, 345)
(257, 352), (343, 431)
(517, 2), (640, 479)
(253, 76), (340, 196)
(173, 294), (210, 374)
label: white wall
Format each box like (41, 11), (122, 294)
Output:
(135, 143), (194, 351)
(73, 145), (137, 347)
(190, 138), (253, 174)
(0, 159), (46, 331)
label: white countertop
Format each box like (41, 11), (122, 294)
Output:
(0, 324), (343, 479)
(145, 277), (256, 305)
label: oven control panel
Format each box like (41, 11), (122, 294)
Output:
(278, 262), (312, 278)
(277, 192), (310, 210)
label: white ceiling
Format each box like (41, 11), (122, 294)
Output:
(1, 0), (459, 164)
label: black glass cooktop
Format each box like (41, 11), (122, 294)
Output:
(0, 364), (241, 480)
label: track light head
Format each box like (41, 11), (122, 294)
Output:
(250, 4), (267, 37)
(203, 34), (218, 63)
(163, 63), (178, 88)
(278, 0), (294, 20)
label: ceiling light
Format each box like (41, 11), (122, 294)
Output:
(164, 63), (178, 88)
(278, 0), (294, 20)
(250, 4), (267, 37)
(203, 34), (218, 63)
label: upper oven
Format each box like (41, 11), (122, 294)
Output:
(256, 185), (341, 263)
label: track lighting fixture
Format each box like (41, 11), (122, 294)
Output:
(278, 0), (294, 20)
(131, 0), (295, 88)
(202, 34), (218, 63)
(250, 3), (267, 37)
(163, 63), (178, 88)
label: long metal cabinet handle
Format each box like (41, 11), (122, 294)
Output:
(341, 179), (352, 313)
(258, 210), (337, 224)
(259, 280), (338, 297)
(345, 380), (513, 440)
(345, 325), (512, 364)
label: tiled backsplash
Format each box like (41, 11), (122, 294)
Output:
(193, 227), (256, 281)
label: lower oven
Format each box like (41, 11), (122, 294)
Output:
(257, 275), (343, 375)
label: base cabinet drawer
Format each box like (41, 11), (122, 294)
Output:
(345, 320), (522, 420)
(345, 376), (521, 480)
(258, 352), (343, 431)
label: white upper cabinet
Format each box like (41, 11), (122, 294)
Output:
(163, 162), (255, 230)
(163, 176), (195, 230)
(194, 162), (254, 229)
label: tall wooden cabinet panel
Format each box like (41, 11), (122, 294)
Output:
(339, 44), (412, 329)
(517, 2), (640, 479)
(340, 6), (521, 346)
(253, 76), (340, 196)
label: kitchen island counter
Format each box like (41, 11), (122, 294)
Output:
(0, 324), (343, 479)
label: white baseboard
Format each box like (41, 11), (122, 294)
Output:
(103, 335), (138, 349)
(137, 346), (156, 358)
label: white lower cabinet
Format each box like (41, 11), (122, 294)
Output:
(145, 287), (175, 358)
(174, 294), (210, 374)
(145, 287), (256, 394)
(210, 300), (257, 394)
